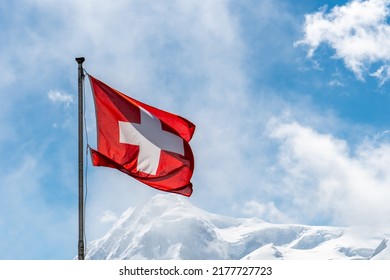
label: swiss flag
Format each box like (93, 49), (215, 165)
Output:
(88, 75), (195, 197)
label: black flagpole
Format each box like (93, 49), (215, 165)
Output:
(76, 57), (85, 260)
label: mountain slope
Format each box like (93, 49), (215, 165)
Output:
(86, 194), (389, 260)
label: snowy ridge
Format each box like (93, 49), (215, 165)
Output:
(86, 194), (390, 260)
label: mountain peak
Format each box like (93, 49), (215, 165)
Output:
(86, 194), (390, 260)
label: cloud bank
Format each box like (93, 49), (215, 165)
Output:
(268, 119), (390, 226)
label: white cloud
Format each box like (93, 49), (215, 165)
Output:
(297, 0), (390, 81)
(370, 64), (390, 85)
(268, 119), (390, 226)
(240, 200), (291, 223)
(328, 79), (345, 87)
(99, 210), (118, 224)
(48, 90), (74, 106)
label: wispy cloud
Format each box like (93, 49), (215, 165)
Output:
(0, 152), (75, 259)
(99, 210), (118, 224)
(240, 200), (291, 223)
(48, 90), (74, 106)
(297, 0), (390, 82)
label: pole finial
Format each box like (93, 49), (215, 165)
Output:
(75, 57), (85, 64)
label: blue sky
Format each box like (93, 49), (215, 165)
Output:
(1, 0), (390, 259)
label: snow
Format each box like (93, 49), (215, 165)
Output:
(85, 194), (390, 260)
(371, 239), (389, 259)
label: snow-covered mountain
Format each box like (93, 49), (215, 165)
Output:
(86, 194), (389, 260)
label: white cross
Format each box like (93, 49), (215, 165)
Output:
(119, 106), (184, 175)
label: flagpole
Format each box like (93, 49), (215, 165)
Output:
(76, 57), (85, 260)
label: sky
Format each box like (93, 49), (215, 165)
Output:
(1, 0), (390, 259)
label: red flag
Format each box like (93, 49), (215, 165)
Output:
(88, 75), (195, 196)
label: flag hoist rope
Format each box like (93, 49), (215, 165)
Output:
(76, 57), (85, 260)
